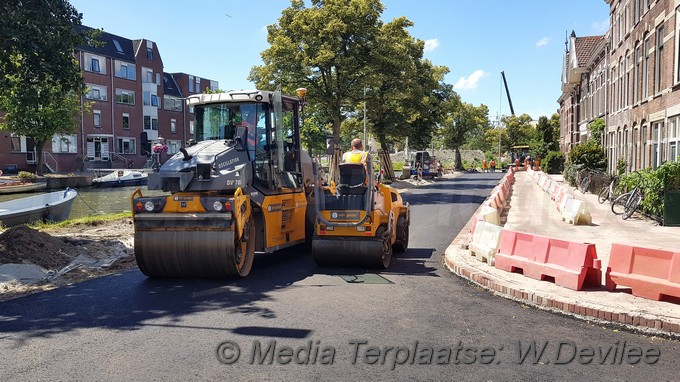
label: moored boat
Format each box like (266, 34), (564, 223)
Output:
(0, 179), (47, 195)
(0, 188), (78, 227)
(92, 170), (148, 187)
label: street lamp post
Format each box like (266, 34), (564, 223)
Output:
(363, 87), (367, 147)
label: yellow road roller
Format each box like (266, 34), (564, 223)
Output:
(312, 160), (410, 268)
(131, 89), (315, 278)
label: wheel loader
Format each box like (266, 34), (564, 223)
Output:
(130, 88), (409, 278)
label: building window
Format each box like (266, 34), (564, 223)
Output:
(91, 58), (100, 73)
(115, 89), (135, 105)
(86, 84), (107, 101)
(642, 124), (648, 169)
(625, 51), (631, 108)
(144, 116), (158, 130)
(651, 122), (662, 169)
(143, 68), (153, 84)
(654, 25), (664, 94)
(195, 77), (201, 93)
(156, 73), (161, 86)
(122, 113), (130, 130)
(190, 121), (195, 134)
(151, 94), (159, 107)
(51, 134), (77, 154)
(163, 96), (183, 112)
(167, 140), (180, 155)
(634, 42), (640, 103)
(93, 110), (101, 128)
(643, 34), (650, 99)
(115, 61), (136, 80)
(84, 53), (106, 74)
(676, 8), (680, 84)
(189, 75), (194, 92)
(117, 137), (136, 154)
(669, 117), (679, 162)
(171, 119), (176, 133)
(147, 47), (153, 60)
(112, 39), (124, 54)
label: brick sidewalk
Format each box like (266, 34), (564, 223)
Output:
(445, 170), (680, 336)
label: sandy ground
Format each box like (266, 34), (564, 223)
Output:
(0, 218), (136, 302)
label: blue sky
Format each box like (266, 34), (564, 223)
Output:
(69, 0), (610, 120)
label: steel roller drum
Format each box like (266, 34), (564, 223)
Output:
(135, 230), (239, 278)
(312, 236), (387, 268)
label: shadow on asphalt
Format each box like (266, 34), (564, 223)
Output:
(0, 244), (438, 341)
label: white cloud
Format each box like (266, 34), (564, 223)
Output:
(592, 19), (609, 34)
(453, 70), (487, 90)
(424, 39), (439, 52)
(536, 37), (549, 47)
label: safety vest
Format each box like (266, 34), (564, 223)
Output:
(342, 150), (368, 164)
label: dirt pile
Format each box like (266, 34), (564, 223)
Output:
(0, 226), (74, 269)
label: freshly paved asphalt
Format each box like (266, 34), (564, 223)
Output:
(1, 172), (679, 381)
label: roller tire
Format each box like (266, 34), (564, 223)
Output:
(376, 226), (392, 269)
(227, 217), (255, 278)
(392, 215), (409, 253)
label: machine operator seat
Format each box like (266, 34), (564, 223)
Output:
(322, 163), (368, 212)
(336, 163), (367, 195)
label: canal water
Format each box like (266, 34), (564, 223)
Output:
(0, 186), (167, 220)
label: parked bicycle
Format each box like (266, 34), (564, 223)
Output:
(577, 170), (603, 194)
(597, 175), (620, 204)
(611, 171), (644, 219)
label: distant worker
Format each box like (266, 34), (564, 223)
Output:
(342, 138), (368, 164)
(482, 159), (488, 173)
(489, 159), (496, 172)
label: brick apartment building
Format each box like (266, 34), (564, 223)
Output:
(559, 0), (680, 174)
(0, 26), (218, 173)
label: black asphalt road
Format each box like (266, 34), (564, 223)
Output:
(1, 172), (679, 381)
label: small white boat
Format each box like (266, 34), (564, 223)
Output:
(92, 170), (148, 187)
(0, 179), (47, 195)
(0, 188), (78, 227)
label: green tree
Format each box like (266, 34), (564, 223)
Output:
(530, 115), (559, 159)
(442, 99), (490, 170)
(249, 0), (384, 151)
(0, 0), (89, 175)
(504, 113), (535, 150)
(588, 117), (605, 144)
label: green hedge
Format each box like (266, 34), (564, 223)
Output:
(617, 161), (680, 217)
(541, 151), (565, 174)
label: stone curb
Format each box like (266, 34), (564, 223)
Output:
(443, 175), (680, 338)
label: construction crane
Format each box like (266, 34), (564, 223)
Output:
(501, 71), (515, 116)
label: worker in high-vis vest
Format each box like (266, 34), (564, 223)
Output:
(342, 138), (368, 164)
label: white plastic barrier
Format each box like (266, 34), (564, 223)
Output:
(558, 193), (573, 213)
(561, 199), (592, 225)
(478, 205), (500, 226)
(469, 221), (503, 265)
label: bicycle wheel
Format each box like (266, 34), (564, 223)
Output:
(622, 193), (642, 220)
(597, 186), (609, 204)
(611, 192), (630, 215)
(579, 176), (591, 193)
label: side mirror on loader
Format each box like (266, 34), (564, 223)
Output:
(234, 126), (248, 151)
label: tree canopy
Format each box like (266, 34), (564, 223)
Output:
(0, 0), (89, 175)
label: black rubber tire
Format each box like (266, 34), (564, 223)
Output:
(597, 186), (609, 204)
(375, 226), (393, 269)
(392, 215), (409, 253)
(622, 194), (642, 220)
(226, 218), (255, 277)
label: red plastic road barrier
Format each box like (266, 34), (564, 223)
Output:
(606, 244), (680, 301)
(495, 229), (602, 290)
